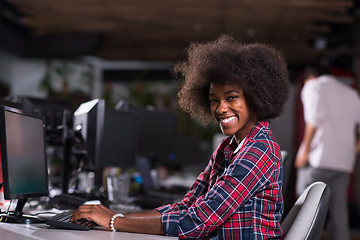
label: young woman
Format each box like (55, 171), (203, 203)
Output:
(71, 35), (290, 239)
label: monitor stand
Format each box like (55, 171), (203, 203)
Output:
(0, 199), (46, 224)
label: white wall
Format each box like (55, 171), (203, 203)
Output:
(0, 48), (46, 98)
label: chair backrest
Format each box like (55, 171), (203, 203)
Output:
(281, 181), (331, 240)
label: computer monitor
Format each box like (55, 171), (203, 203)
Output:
(19, 96), (73, 145)
(126, 106), (177, 163)
(0, 106), (49, 223)
(73, 99), (105, 170)
(73, 99), (138, 186)
(100, 109), (138, 170)
(0, 97), (74, 192)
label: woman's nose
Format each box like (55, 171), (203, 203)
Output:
(216, 100), (228, 114)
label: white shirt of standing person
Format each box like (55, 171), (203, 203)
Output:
(299, 74), (360, 173)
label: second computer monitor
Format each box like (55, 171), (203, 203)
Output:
(129, 106), (177, 162)
(73, 99), (138, 171)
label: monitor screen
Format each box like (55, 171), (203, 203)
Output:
(0, 106), (49, 223)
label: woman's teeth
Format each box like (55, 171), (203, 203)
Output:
(221, 116), (236, 124)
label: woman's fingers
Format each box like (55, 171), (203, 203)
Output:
(71, 204), (116, 229)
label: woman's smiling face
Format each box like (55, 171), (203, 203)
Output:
(209, 83), (257, 141)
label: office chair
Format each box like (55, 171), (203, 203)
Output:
(281, 181), (331, 240)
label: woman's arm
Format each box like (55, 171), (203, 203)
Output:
(71, 158), (214, 235)
(71, 204), (165, 234)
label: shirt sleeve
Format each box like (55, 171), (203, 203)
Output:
(156, 159), (213, 235)
(158, 141), (278, 239)
(301, 81), (325, 127)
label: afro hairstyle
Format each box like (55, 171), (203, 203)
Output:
(175, 34), (290, 125)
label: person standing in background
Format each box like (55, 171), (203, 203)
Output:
(295, 65), (360, 240)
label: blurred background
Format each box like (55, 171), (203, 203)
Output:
(0, 0), (360, 236)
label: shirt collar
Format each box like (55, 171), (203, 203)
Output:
(231, 120), (270, 153)
(234, 137), (246, 154)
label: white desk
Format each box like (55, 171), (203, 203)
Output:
(0, 222), (177, 240)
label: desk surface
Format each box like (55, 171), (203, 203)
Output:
(0, 222), (177, 240)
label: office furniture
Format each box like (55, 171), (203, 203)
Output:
(281, 150), (296, 220)
(0, 222), (177, 240)
(281, 181), (331, 240)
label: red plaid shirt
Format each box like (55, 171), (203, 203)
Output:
(157, 121), (283, 239)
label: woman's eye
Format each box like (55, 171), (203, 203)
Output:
(209, 99), (218, 104)
(227, 96), (238, 101)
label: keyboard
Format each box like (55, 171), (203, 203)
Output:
(46, 210), (95, 231)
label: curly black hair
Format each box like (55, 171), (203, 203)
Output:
(175, 34), (290, 125)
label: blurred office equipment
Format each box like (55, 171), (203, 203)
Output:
(19, 96), (73, 145)
(172, 134), (204, 167)
(123, 105), (177, 164)
(114, 104), (183, 207)
(72, 99), (138, 189)
(46, 210), (96, 230)
(281, 181), (331, 240)
(281, 150), (296, 220)
(135, 156), (187, 209)
(21, 97), (74, 194)
(0, 106), (49, 223)
(0, 96), (74, 191)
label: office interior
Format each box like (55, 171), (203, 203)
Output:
(0, 0), (360, 238)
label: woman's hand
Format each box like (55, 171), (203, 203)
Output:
(71, 205), (164, 234)
(71, 204), (116, 230)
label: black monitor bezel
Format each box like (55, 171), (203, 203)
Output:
(0, 105), (49, 200)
